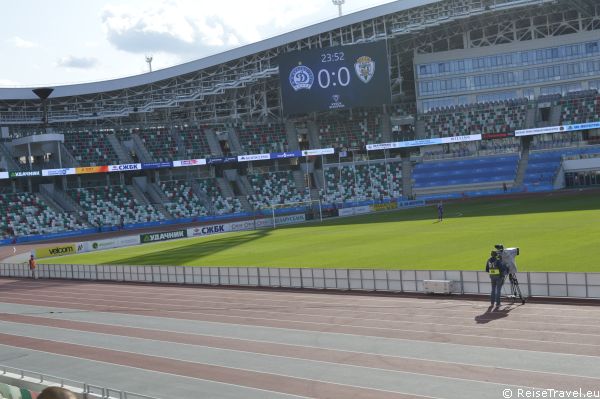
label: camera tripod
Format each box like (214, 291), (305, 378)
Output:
(505, 274), (525, 304)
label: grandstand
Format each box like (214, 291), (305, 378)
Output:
(0, 0), (599, 243)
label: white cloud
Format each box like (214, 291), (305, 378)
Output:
(101, 0), (322, 57)
(7, 36), (37, 49)
(57, 56), (99, 69)
(0, 79), (21, 87)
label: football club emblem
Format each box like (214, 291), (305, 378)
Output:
(289, 65), (314, 91)
(332, 94), (340, 103)
(354, 56), (375, 83)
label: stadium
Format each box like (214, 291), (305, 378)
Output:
(0, 0), (600, 398)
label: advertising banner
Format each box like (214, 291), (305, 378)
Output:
(108, 163), (142, 172)
(140, 229), (187, 244)
(172, 159), (206, 167)
(516, 121), (600, 137)
(370, 202), (398, 212)
(301, 148), (335, 156)
(9, 171), (40, 178)
(338, 205), (372, 217)
(76, 166), (109, 175)
(187, 223), (232, 237)
(0, 172), (9, 179)
(206, 156), (238, 165)
(255, 213), (306, 228)
(270, 151), (302, 160)
(515, 126), (563, 136)
(36, 243), (78, 258)
(42, 168), (76, 177)
(141, 162), (172, 170)
(366, 134), (481, 151)
(364, 143), (395, 151)
(80, 235), (141, 253)
(237, 153), (271, 162)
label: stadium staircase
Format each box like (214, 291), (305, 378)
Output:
(147, 181), (173, 213)
(127, 184), (151, 206)
(292, 170), (308, 196)
(191, 179), (211, 206)
(235, 175), (256, 210)
(204, 128), (223, 156)
(226, 128), (243, 154)
(107, 133), (134, 164)
(0, 142), (23, 171)
(414, 119), (426, 139)
(549, 105), (562, 126)
(525, 107), (536, 129)
(215, 177), (235, 199)
(37, 190), (66, 214)
(43, 185), (88, 221)
(313, 168), (325, 191)
(513, 136), (532, 188)
(172, 126), (187, 159)
(58, 142), (79, 167)
(401, 154), (412, 199)
(284, 120), (300, 151)
(131, 133), (154, 163)
(380, 113), (392, 142)
(306, 120), (321, 148)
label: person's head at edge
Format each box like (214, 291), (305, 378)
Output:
(37, 386), (78, 399)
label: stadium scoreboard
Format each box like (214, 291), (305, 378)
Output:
(278, 41), (391, 115)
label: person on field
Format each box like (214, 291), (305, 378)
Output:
(28, 254), (37, 279)
(486, 250), (507, 308)
(37, 386), (77, 399)
(437, 201), (443, 222)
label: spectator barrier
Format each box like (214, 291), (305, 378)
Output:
(1, 264), (599, 299)
(0, 364), (158, 399)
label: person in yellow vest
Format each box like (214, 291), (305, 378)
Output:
(486, 250), (507, 308)
(28, 254), (37, 279)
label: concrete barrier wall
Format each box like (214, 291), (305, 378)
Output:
(1, 263), (599, 299)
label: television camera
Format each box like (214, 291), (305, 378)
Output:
(494, 244), (525, 304)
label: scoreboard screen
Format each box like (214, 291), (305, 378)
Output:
(278, 41), (391, 115)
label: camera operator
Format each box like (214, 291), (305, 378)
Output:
(486, 250), (508, 308)
(495, 244), (525, 304)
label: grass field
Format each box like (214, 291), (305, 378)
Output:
(42, 190), (600, 272)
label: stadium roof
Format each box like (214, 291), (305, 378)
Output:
(0, 0), (438, 101)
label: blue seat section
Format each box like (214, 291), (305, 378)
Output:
(523, 147), (600, 190)
(413, 154), (518, 188)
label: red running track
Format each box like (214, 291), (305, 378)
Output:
(0, 278), (598, 399)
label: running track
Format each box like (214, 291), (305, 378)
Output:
(0, 279), (598, 399)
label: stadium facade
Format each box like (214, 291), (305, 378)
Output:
(1, 0), (599, 243)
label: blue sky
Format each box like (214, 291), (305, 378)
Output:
(0, 0), (396, 87)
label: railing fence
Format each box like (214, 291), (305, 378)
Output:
(1, 263), (599, 299)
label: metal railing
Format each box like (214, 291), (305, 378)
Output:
(1, 263), (599, 299)
(0, 365), (158, 399)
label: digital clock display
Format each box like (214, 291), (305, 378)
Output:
(278, 41), (391, 115)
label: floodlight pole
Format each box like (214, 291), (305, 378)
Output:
(145, 55), (153, 72)
(332, 0), (345, 17)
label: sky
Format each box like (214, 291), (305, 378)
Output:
(0, 0), (396, 88)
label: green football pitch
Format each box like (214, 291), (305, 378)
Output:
(42, 190), (600, 272)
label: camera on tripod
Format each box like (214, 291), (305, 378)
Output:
(492, 244), (525, 304)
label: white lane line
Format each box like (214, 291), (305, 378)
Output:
(6, 279), (600, 317)
(0, 330), (540, 399)
(9, 281), (600, 319)
(0, 344), (311, 399)
(1, 317), (599, 383)
(0, 292), (598, 341)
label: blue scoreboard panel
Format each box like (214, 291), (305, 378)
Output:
(278, 41), (391, 115)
